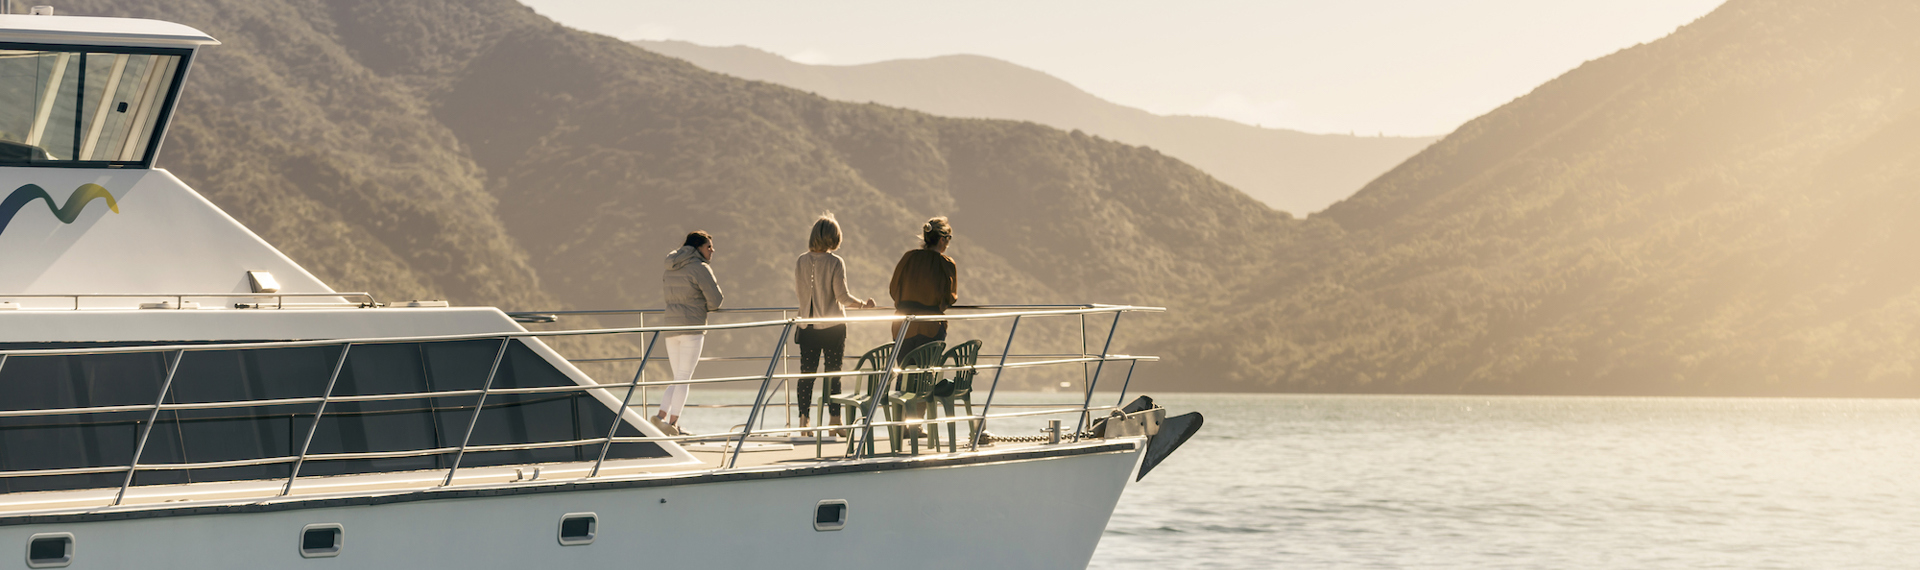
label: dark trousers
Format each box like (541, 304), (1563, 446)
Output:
(797, 324), (846, 419)
(896, 330), (947, 391)
(899, 332), (945, 359)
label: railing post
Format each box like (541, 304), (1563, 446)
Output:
(442, 337), (512, 487)
(1071, 312), (1124, 443)
(638, 312), (649, 415)
(1080, 313), (1090, 393)
(590, 331), (660, 478)
(969, 315), (1023, 451)
(855, 315), (916, 459)
(283, 343), (353, 495)
(114, 349), (184, 506)
(1115, 359), (1140, 408)
(782, 309), (794, 431)
(729, 321), (795, 469)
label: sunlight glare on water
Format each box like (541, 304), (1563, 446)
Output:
(1090, 394), (1920, 569)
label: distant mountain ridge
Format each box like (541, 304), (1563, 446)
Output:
(634, 40), (1436, 215)
(1153, 0), (1920, 396)
(55, 0), (1280, 387)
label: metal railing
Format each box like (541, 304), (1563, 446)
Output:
(0, 292), (380, 310)
(0, 303), (1162, 510)
(524, 304), (1133, 430)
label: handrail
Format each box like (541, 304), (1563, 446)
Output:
(506, 303), (1112, 319)
(0, 292), (379, 310)
(283, 344), (350, 495)
(1074, 312), (1125, 443)
(591, 330), (660, 478)
(0, 303), (1162, 507)
(0, 355), (1163, 423)
(972, 315), (1023, 451)
(115, 349), (182, 505)
(0, 465), (133, 479)
(730, 322), (795, 468)
(507, 306), (799, 317)
(569, 352), (1142, 364)
(443, 338), (511, 486)
(0, 305), (1164, 358)
(0, 404), (1132, 480)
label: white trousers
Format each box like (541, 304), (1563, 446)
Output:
(660, 333), (705, 419)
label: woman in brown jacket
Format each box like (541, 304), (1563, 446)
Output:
(889, 217), (957, 356)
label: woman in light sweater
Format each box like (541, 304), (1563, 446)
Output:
(794, 214), (875, 435)
(658, 230), (723, 434)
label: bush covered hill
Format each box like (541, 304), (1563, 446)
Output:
(57, 0), (1920, 396)
(633, 40), (1437, 215)
(58, 0), (1282, 385)
(1152, 0), (1920, 396)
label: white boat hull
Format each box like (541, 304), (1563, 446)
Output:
(0, 442), (1143, 569)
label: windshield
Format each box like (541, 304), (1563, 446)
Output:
(0, 47), (183, 167)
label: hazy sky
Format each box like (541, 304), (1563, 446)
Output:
(520, 0), (1725, 137)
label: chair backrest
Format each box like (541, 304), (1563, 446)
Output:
(941, 340), (984, 394)
(851, 343), (895, 394)
(855, 343), (896, 371)
(897, 341), (946, 395)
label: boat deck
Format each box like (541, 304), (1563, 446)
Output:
(0, 431), (1126, 522)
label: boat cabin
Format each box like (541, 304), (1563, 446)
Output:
(0, 13), (206, 167)
(0, 12), (694, 504)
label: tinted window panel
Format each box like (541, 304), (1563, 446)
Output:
(302, 343), (462, 476)
(0, 339), (666, 492)
(0, 352), (166, 493)
(145, 347), (338, 483)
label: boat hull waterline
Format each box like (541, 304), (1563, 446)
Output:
(1, 443), (1144, 569)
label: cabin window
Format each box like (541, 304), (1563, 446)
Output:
(0, 45), (187, 167)
(814, 500), (848, 531)
(25, 533), (73, 568)
(298, 524), (342, 558)
(557, 513), (596, 545)
(0, 339), (667, 493)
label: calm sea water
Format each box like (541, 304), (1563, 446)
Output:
(1088, 394), (1920, 569)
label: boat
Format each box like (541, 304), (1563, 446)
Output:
(0, 10), (1202, 569)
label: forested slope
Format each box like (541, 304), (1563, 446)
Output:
(54, 0), (1920, 396)
(1153, 0), (1920, 396)
(57, 0), (1281, 385)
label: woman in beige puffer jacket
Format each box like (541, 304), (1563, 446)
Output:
(657, 231), (723, 432)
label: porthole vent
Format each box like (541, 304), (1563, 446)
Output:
(26, 533), (73, 568)
(814, 500), (848, 531)
(557, 513), (597, 546)
(299, 524), (343, 558)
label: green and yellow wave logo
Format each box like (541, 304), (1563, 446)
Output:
(0, 183), (119, 237)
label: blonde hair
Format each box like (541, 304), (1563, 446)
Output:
(808, 213), (842, 253)
(921, 216), (952, 249)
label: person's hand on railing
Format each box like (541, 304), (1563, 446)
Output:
(862, 298), (876, 309)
